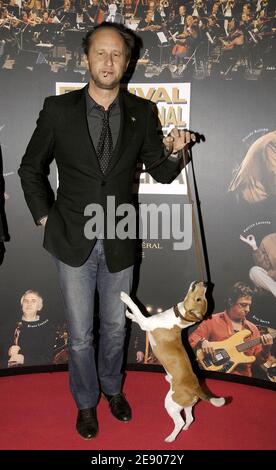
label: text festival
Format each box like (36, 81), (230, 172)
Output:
(128, 86), (188, 128)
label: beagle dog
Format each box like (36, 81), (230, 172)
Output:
(121, 281), (225, 442)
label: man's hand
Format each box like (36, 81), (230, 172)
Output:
(8, 353), (24, 365)
(163, 128), (196, 154)
(136, 351), (144, 363)
(8, 345), (21, 356)
(261, 334), (273, 348)
(201, 339), (215, 358)
(240, 234), (258, 250)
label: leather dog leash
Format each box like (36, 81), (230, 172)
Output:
(182, 147), (208, 283)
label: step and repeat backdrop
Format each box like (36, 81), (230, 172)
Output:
(0, 0), (275, 388)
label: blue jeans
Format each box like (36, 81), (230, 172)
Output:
(54, 240), (133, 409)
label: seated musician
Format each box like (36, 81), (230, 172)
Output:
(61, 0), (71, 12)
(219, 18), (245, 74)
(137, 9), (161, 63)
(85, 0), (104, 25)
(0, 8), (10, 25)
(241, 3), (252, 26)
(171, 23), (199, 62)
(28, 10), (42, 24)
(42, 10), (53, 23)
(19, 10), (29, 23)
(168, 5), (187, 35)
(133, 0), (148, 19)
(21, 1), (30, 13)
(176, 14), (194, 39)
(29, 0), (43, 16)
(169, 14), (193, 63)
(191, 0), (206, 18)
(189, 282), (273, 377)
(7, 0), (19, 18)
(138, 10), (161, 31)
(207, 15), (224, 40)
(221, 18), (244, 50)
(104, 3), (124, 24)
(57, 0), (76, 27)
(122, 0), (134, 18)
(211, 1), (224, 19)
(57, 0), (72, 18)
(146, 0), (162, 25)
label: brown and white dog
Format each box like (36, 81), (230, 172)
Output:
(120, 281), (225, 442)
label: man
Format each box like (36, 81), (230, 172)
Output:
(189, 282), (273, 377)
(18, 22), (196, 439)
(172, 5), (187, 30)
(8, 290), (54, 367)
(104, 3), (124, 24)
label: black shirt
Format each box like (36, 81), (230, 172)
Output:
(85, 88), (121, 151)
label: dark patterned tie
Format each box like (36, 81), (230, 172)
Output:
(96, 107), (113, 174)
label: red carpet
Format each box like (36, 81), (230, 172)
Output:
(0, 371), (275, 450)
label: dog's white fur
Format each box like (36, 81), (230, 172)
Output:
(121, 282), (225, 442)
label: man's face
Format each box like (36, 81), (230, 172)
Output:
(86, 29), (129, 91)
(229, 19), (235, 31)
(212, 3), (219, 13)
(22, 293), (41, 317)
(228, 296), (252, 322)
(186, 15), (194, 27)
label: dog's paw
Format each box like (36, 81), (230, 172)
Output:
(182, 423), (190, 431)
(125, 309), (135, 321)
(164, 434), (176, 443)
(210, 397), (225, 407)
(120, 291), (130, 304)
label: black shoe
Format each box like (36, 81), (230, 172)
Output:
(76, 407), (98, 439)
(104, 393), (132, 422)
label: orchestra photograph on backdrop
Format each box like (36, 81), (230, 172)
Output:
(0, 0), (275, 79)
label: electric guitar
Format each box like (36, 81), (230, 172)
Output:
(196, 329), (276, 373)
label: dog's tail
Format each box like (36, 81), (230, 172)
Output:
(197, 389), (225, 407)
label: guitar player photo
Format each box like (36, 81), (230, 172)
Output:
(189, 282), (275, 377)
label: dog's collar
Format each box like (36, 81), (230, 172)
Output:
(173, 304), (185, 321)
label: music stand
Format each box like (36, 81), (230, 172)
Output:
(36, 42), (54, 65)
(19, 23), (31, 51)
(157, 31), (169, 66)
(63, 12), (77, 28)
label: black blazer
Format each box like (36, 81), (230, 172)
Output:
(19, 86), (182, 271)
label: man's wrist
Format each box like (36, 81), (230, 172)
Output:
(168, 150), (182, 161)
(170, 150), (180, 157)
(198, 338), (206, 348)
